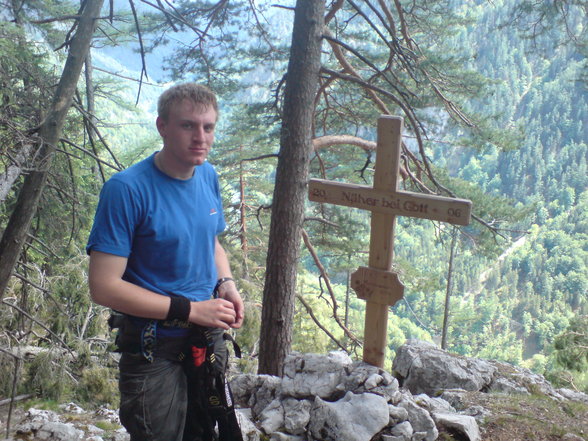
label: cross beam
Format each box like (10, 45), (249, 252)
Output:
(308, 116), (472, 367)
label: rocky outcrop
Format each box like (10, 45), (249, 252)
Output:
(232, 340), (588, 441)
(232, 350), (472, 441)
(392, 339), (582, 402)
(12, 405), (129, 441)
(9, 339), (588, 441)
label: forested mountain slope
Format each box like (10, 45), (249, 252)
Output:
(0, 0), (586, 411)
(385, 0), (587, 386)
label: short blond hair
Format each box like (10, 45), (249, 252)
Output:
(157, 83), (218, 121)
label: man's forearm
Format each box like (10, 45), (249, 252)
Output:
(89, 250), (238, 328)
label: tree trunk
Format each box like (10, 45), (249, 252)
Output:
(0, 0), (105, 299)
(441, 227), (458, 350)
(257, 0), (325, 376)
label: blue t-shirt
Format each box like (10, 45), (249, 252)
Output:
(86, 153), (226, 302)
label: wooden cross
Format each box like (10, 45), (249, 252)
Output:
(308, 116), (472, 367)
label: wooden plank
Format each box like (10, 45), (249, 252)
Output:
(374, 116), (402, 191)
(309, 179), (472, 226)
(360, 116), (403, 367)
(350, 266), (405, 306)
(363, 304), (388, 367)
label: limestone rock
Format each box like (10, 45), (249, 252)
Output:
(59, 402), (85, 414)
(433, 412), (481, 441)
(95, 405), (121, 424)
(249, 375), (282, 419)
(413, 394), (455, 414)
(487, 360), (564, 399)
(270, 432), (305, 441)
(439, 389), (468, 410)
(282, 351), (352, 400)
(561, 434), (585, 441)
(381, 436), (406, 441)
(488, 376), (529, 395)
(259, 398), (284, 434)
(283, 397), (312, 435)
(308, 392), (389, 441)
(398, 397), (439, 441)
(390, 420), (413, 438)
(112, 428), (131, 441)
(392, 340), (496, 395)
(236, 409), (263, 441)
(461, 405), (492, 422)
(85, 424), (105, 436)
(16, 409), (84, 441)
(342, 361), (400, 402)
(231, 373), (272, 408)
(388, 404), (409, 425)
(558, 388), (588, 404)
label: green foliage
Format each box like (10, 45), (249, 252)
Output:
(26, 351), (73, 402)
(76, 366), (119, 407)
(293, 272), (352, 355)
(553, 315), (588, 372)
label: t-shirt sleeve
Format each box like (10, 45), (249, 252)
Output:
(86, 178), (140, 257)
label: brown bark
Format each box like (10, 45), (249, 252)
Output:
(0, 0), (105, 299)
(257, 0), (325, 376)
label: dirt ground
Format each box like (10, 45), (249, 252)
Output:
(447, 391), (588, 441)
(2, 391), (588, 440)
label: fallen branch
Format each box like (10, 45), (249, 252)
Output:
(0, 394), (33, 407)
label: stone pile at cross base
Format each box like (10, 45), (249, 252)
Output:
(230, 339), (588, 441)
(9, 340), (588, 441)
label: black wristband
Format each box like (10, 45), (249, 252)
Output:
(166, 295), (191, 322)
(213, 277), (234, 297)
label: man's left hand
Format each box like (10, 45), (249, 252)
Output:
(217, 280), (244, 328)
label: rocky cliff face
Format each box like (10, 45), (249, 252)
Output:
(6, 340), (588, 441)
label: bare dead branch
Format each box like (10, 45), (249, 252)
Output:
(0, 347), (25, 362)
(301, 229), (362, 346)
(296, 294), (349, 352)
(29, 15), (82, 24)
(303, 216), (339, 228)
(240, 153), (279, 163)
(128, 0), (148, 103)
(325, 0), (344, 24)
(1, 300), (75, 357)
(323, 29), (391, 114)
(0, 394), (34, 406)
(58, 140), (120, 173)
(313, 134), (375, 152)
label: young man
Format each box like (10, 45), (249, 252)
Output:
(87, 83), (244, 441)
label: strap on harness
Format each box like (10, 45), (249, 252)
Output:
(187, 326), (244, 441)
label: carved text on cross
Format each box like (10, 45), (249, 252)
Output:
(308, 116), (472, 367)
